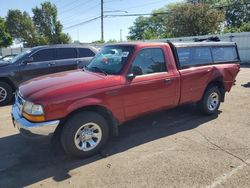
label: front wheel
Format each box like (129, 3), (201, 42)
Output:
(61, 111), (109, 158)
(198, 86), (221, 115)
(0, 81), (13, 106)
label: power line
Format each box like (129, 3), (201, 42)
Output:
(59, 0), (82, 9)
(62, 13), (100, 27)
(59, 2), (100, 23)
(120, 0), (167, 11)
(62, 0), (170, 40)
(63, 12), (170, 31)
(59, 0), (94, 15)
(105, 12), (169, 17)
(63, 16), (101, 30)
(60, 4), (100, 22)
(54, 0), (62, 4)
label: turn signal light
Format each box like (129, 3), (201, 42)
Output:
(23, 112), (45, 122)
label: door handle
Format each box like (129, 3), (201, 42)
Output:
(164, 78), (172, 84)
(105, 90), (118, 96)
(48, 62), (56, 67)
(207, 68), (212, 72)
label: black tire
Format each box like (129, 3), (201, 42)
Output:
(0, 81), (13, 106)
(61, 111), (109, 158)
(198, 86), (221, 115)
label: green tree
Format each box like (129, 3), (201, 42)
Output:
(128, 15), (167, 41)
(5, 9), (45, 47)
(240, 22), (250, 31)
(224, 21), (250, 33)
(223, 0), (250, 28)
(187, 0), (250, 30)
(143, 9), (172, 39)
(128, 16), (151, 40)
(92, 40), (105, 44)
(32, 1), (70, 44)
(128, 2), (225, 40)
(0, 17), (12, 47)
(166, 3), (224, 37)
(106, 39), (118, 43)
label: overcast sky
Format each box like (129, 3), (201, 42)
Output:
(0, 0), (181, 43)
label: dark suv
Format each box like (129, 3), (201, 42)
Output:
(0, 45), (98, 105)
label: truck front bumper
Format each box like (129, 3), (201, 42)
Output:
(11, 104), (60, 139)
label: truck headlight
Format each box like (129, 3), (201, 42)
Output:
(22, 101), (45, 122)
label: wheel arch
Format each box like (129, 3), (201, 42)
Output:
(0, 77), (16, 91)
(56, 105), (119, 137)
(204, 77), (225, 102)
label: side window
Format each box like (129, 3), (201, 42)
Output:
(212, 47), (238, 62)
(131, 48), (167, 76)
(193, 47), (213, 65)
(177, 48), (192, 67)
(32, 49), (54, 62)
(177, 47), (212, 68)
(56, 48), (77, 60)
(78, 48), (95, 57)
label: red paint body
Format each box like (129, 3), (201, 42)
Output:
(19, 43), (240, 124)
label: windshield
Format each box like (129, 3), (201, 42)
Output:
(10, 50), (31, 63)
(86, 46), (134, 75)
(2, 55), (16, 62)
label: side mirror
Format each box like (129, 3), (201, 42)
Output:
(23, 56), (33, 64)
(127, 66), (143, 80)
(126, 73), (136, 80)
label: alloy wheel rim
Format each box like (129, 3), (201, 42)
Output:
(74, 122), (102, 151)
(207, 92), (219, 111)
(0, 87), (7, 102)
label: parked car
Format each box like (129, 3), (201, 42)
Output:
(12, 42), (240, 158)
(0, 45), (98, 105)
(0, 54), (18, 62)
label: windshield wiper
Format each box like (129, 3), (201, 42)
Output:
(90, 66), (108, 76)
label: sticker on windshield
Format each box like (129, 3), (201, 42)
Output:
(122, 51), (129, 57)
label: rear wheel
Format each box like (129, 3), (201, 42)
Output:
(61, 111), (109, 158)
(0, 81), (13, 106)
(198, 86), (221, 115)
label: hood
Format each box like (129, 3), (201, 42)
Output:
(19, 70), (122, 103)
(0, 60), (11, 67)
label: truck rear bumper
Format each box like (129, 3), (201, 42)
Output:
(11, 104), (60, 139)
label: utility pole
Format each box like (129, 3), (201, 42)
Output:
(101, 0), (104, 42)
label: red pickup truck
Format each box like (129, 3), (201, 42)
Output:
(12, 42), (240, 158)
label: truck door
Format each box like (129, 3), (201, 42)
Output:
(77, 47), (96, 68)
(53, 48), (78, 72)
(123, 47), (179, 120)
(19, 48), (56, 82)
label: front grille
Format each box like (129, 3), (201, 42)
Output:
(17, 94), (23, 105)
(15, 92), (25, 113)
